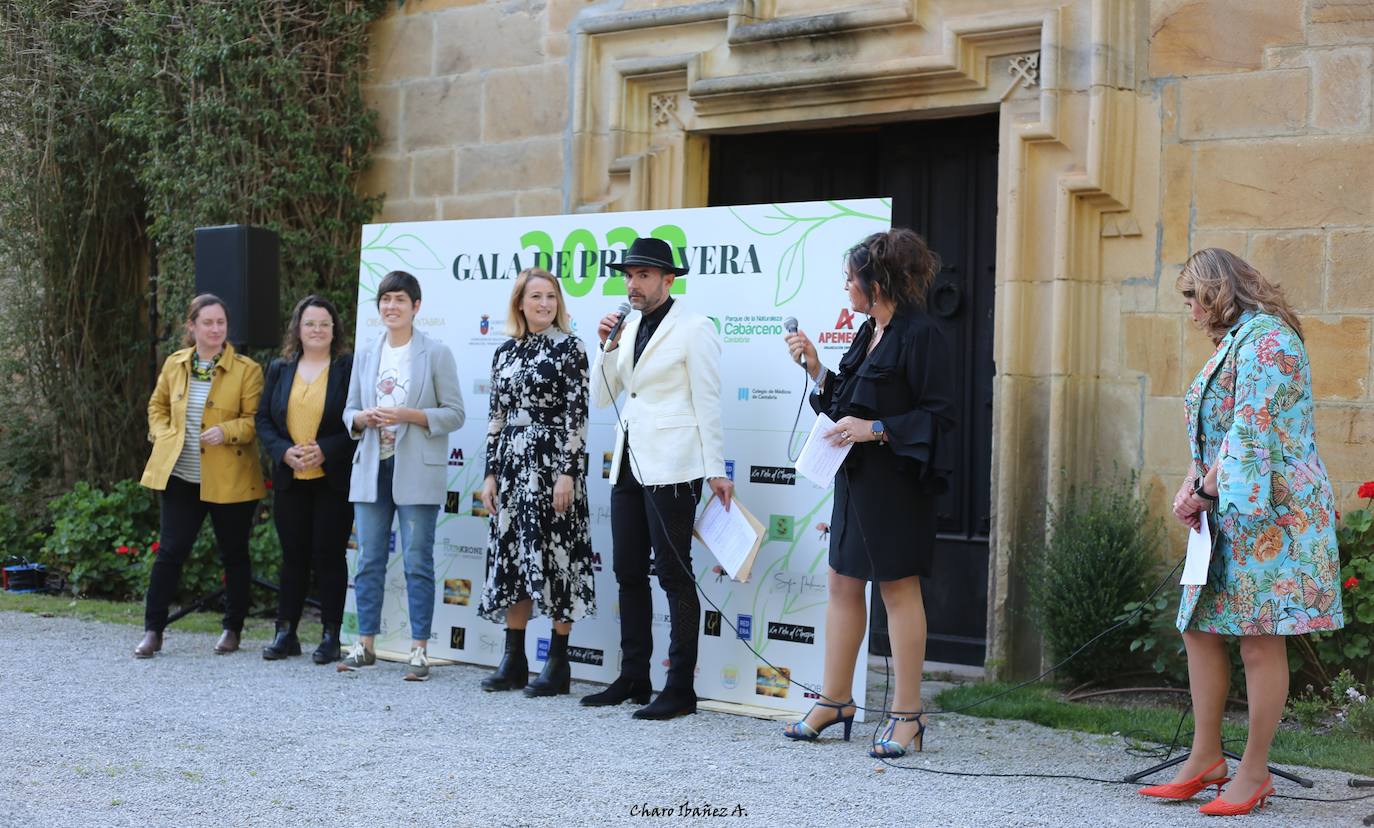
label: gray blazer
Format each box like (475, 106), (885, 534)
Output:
(344, 328), (465, 505)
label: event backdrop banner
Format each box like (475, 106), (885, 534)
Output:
(345, 199), (891, 717)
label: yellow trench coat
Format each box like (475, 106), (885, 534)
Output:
(140, 343), (266, 504)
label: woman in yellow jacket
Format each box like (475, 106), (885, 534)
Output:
(135, 294), (266, 658)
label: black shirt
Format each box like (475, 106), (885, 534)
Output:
(633, 297), (674, 366)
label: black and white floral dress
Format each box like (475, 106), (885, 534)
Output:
(478, 329), (596, 623)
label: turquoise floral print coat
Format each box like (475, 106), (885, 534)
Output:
(1177, 311), (1345, 636)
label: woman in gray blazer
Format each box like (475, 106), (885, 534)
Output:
(339, 270), (464, 681)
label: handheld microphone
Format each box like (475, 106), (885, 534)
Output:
(783, 316), (807, 374)
(602, 302), (633, 351)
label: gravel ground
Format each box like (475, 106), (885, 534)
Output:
(2, 611), (1369, 827)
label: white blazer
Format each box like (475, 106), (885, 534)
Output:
(590, 301), (727, 486)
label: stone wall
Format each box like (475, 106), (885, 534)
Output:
(359, 0), (1374, 671)
(1118, 0), (1374, 545)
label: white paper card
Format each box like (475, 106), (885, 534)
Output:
(1181, 511), (1213, 586)
(695, 496), (760, 581)
(794, 413), (853, 487)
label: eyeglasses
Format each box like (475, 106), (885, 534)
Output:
(302, 321), (334, 330)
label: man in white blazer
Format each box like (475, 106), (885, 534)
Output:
(580, 237), (732, 720)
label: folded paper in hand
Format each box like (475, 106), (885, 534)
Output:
(693, 495), (765, 582)
(1181, 511), (1213, 586)
(794, 413), (852, 487)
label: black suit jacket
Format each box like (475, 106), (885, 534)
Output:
(257, 354), (356, 494)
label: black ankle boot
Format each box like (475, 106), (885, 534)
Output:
(262, 620), (301, 660)
(525, 631), (571, 697)
(480, 628), (529, 691)
(312, 623), (342, 664)
(580, 675), (654, 707)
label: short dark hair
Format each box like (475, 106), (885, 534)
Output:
(281, 294), (346, 359)
(375, 270), (421, 307)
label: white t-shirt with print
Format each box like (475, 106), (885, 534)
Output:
(376, 339), (412, 461)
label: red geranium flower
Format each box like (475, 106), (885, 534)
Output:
(116, 545), (130, 555)
(1346, 576), (1360, 590)
(150, 541), (160, 553)
(1359, 480), (1374, 500)
(265, 479), (274, 490)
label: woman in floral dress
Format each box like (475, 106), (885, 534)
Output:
(1138, 248), (1344, 816)
(477, 268), (595, 697)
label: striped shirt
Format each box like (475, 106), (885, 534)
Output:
(171, 367), (213, 484)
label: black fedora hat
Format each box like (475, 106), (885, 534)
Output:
(608, 237), (689, 276)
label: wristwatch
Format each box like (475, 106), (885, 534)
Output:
(1193, 477), (1218, 503)
(871, 420), (886, 444)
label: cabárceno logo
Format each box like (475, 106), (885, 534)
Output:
(766, 622), (816, 644)
(719, 314), (785, 345)
(750, 465), (796, 486)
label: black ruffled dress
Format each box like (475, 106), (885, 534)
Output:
(810, 311), (956, 581)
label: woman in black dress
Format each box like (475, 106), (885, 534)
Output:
(478, 268), (596, 697)
(782, 228), (955, 756)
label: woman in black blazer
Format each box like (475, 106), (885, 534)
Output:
(782, 229), (955, 757)
(256, 295), (357, 663)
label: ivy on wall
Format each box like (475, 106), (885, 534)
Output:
(0, 1), (386, 517)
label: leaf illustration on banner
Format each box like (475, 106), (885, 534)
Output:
(358, 224), (446, 304)
(730, 200), (891, 307)
(746, 491), (833, 653)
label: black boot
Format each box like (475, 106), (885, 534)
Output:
(312, 623), (342, 664)
(261, 620), (301, 660)
(580, 675), (653, 707)
(480, 628), (529, 691)
(525, 631), (571, 697)
(633, 685), (697, 720)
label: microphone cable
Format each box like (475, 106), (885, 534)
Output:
(592, 327), (1374, 802)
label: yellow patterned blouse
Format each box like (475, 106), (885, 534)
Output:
(286, 368), (327, 480)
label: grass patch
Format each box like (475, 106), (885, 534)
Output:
(0, 592), (316, 642)
(934, 682), (1374, 775)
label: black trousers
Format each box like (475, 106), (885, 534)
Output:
(272, 476), (353, 628)
(610, 457), (702, 690)
(144, 475), (257, 633)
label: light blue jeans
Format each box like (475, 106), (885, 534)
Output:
(353, 458), (439, 641)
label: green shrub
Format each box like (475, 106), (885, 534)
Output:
(38, 479), (282, 611)
(1028, 473), (1162, 686)
(40, 481), (159, 599)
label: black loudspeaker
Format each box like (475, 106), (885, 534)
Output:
(193, 224), (281, 348)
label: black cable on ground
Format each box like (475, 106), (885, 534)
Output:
(595, 337), (1372, 802)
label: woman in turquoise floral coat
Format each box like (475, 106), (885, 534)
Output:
(1137, 249), (1345, 816)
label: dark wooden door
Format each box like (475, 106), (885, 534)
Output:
(709, 114), (997, 665)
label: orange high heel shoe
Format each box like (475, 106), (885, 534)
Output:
(1137, 757), (1230, 800)
(1198, 774), (1275, 816)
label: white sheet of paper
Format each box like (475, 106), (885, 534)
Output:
(695, 496), (759, 581)
(795, 413), (853, 487)
(1181, 511), (1212, 586)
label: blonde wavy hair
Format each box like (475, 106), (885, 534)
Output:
(505, 268), (571, 337)
(1176, 248), (1304, 343)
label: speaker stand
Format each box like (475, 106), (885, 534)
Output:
(1124, 749), (1314, 789)
(164, 578), (320, 627)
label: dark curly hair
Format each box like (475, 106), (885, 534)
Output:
(844, 228), (940, 313)
(280, 294), (346, 359)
